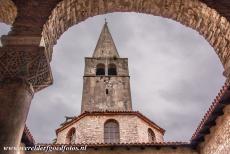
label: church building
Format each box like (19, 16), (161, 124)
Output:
(55, 22), (165, 144)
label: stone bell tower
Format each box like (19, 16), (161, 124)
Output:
(56, 22), (165, 145)
(81, 21), (132, 112)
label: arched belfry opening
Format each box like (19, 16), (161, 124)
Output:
(108, 63), (117, 75)
(96, 63), (105, 75)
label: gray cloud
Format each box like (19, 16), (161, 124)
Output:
(0, 12), (225, 142)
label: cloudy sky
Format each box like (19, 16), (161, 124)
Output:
(0, 13), (225, 143)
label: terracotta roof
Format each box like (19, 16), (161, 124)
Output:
(21, 125), (35, 146)
(56, 111), (165, 134)
(190, 82), (230, 147)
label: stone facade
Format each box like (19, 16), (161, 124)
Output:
(56, 114), (164, 144)
(199, 105), (230, 154)
(81, 76), (132, 112)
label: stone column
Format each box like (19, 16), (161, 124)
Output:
(0, 78), (34, 154)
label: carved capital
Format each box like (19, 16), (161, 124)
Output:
(0, 46), (53, 92)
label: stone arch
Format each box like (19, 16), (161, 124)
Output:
(42, 0), (230, 73)
(0, 0), (17, 25)
(96, 63), (105, 75)
(108, 63), (117, 75)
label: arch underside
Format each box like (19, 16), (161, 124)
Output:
(43, 0), (230, 69)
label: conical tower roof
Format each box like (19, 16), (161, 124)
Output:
(93, 21), (120, 58)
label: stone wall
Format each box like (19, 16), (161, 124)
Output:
(56, 114), (163, 144)
(81, 76), (132, 112)
(81, 56), (132, 112)
(84, 58), (129, 76)
(199, 105), (230, 154)
(137, 117), (164, 142)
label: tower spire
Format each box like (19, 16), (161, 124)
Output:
(93, 21), (120, 58)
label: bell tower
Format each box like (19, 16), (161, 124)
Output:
(56, 21), (165, 145)
(81, 21), (132, 113)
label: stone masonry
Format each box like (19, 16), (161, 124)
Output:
(56, 114), (164, 144)
(199, 105), (230, 154)
(81, 76), (132, 112)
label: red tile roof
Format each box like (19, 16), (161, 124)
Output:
(190, 82), (230, 147)
(55, 82), (230, 148)
(56, 111), (165, 134)
(26, 82), (229, 149)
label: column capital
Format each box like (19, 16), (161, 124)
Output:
(0, 46), (53, 92)
(0, 77), (34, 96)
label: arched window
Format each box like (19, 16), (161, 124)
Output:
(66, 128), (76, 144)
(108, 64), (117, 75)
(148, 128), (156, 142)
(104, 119), (120, 143)
(96, 63), (105, 75)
